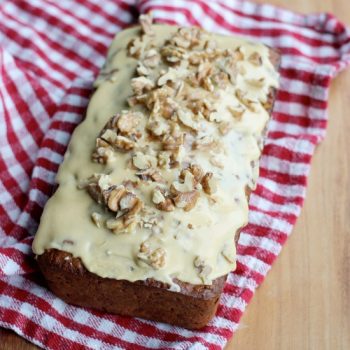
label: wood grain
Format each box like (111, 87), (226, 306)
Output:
(1, 0), (349, 349)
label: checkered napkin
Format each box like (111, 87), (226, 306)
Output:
(0, 0), (349, 349)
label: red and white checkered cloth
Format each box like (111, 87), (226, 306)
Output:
(0, 0), (349, 349)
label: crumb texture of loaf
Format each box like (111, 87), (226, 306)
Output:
(38, 249), (226, 329)
(33, 14), (279, 328)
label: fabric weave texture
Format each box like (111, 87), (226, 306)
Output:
(0, 0), (349, 349)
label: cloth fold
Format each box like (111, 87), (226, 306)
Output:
(0, 0), (349, 349)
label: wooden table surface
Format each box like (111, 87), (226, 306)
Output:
(1, 0), (349, 349)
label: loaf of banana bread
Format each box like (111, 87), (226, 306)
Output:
(33, 14), (279, 329)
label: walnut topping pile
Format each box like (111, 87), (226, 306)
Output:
(77, 11), (278, 285)
(92, 111), (142, 163)
(82, 174), (143, 234)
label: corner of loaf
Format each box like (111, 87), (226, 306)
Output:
(33, 13), (279, 328)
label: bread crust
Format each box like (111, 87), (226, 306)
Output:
(36, 47), (280, 330)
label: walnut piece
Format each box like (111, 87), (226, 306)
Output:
(173, 190), (199, 211)
(152, 187), (175, 212)
(133, 152), (157, 170)
(143, 48), (160, 68)
(228, 105), (245, 120)
(201, 172), (217, 195)
(131, 76), (155, 95)
(218, 121), (232, 135)
(248, 51), (263, 66)
(136, 168), (164, 183)
(137, 244), (166, 270)
(177, 109), (199, 131)
(171, 27), (202, 49)
(107, 186), (127, 212)
(139, 13), (154, 36)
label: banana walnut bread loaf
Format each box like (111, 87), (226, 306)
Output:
(33, 14), (279, 329)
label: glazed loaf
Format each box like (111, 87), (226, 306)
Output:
(33, 15), (279, 329)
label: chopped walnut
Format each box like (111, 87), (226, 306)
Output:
(171, 171), (195, 194)
(248, 51), (263, 66)
(127, 37), (146, 59)
(219, 121), (232, 135)
(114, 135), (135, 151)
(233, 46), (245, 61)
(157, 68), (178, 86)
(87, 180), (143, 234)
(92, 138), (115, 163)
(131, 76), (155, 95)
(117, 112), (140, 135)
(143, 49), (160, 68)
(173, 190), (199, 211)
(186, 98), (214, 120)
(157, 151), (171, 169)
(147, 117), (170, 137)
(204, 39), (217, 51)
(228, 105), (245, 120)
(136, 62), (149, 76)
(138, 244), (166, 270)
(162, 130), (184, 151)
(152, 188), (166, 204)
(193, 135), (215, 150)
(171, 27), (202, 49)
(107, 186), (127, 212)
(152, 187), (175, 212)
(180, 164), (204, 185)
(136, 168), (164, 183)
(161, 45), (187, 63)
(85, 174), (112, 204)
(177, 109), (199, 131)
(201, 172), (217, 195)
(132, 152), (157, 170)
(119, 192), (138, 211)
(139, 13), (154, 36)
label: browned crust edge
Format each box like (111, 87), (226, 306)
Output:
(35, 47), (280, 330)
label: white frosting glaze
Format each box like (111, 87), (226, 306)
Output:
(33, 22), (279, 289)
